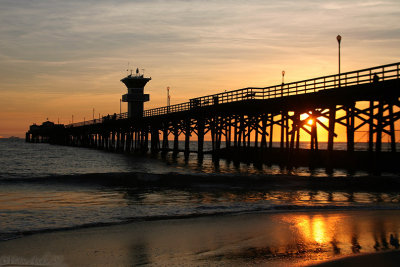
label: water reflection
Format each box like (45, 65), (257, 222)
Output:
(116, 187), (400, 209)
(157, 150), (400, 178)
(201, 211), (400, 266)
(280, 211), (400, 260)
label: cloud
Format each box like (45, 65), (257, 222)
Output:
(1, 0), (400, 135)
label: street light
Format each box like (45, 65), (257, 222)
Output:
(282, 70), (285, 84)
(167, 87), (171, 107)
(336, 35), (342, 75)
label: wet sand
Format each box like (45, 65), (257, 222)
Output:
(312, 251), (400, 266)
(1, 210), (400, 266)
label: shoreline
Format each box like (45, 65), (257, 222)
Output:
(1, 210), (400, 266)
(2, 204), (400, 243)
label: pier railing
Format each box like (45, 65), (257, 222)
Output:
(67, 62), (400, 127)
(144, 62), (400, 117)
(65, 112), (128, 128)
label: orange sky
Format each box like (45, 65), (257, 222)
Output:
(1, 0), (400, 139)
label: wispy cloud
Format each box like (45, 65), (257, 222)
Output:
(1, 0), (400, 135)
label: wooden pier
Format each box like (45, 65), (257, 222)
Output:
(26, 62), (400, 171)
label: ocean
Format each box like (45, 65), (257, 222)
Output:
(1, 138), (400, 265)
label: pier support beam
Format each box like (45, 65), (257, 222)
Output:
(368, 101), (374, 153)
(388, 102), (396, 153)
(346, 103), (355, 154)
(173, 122), (179, 154)
(151, 127), (160, 153)
(184, 119), (191, 157)
(376, 100), (383, 154)
(269, 114), (274, 149)
(197, 117), (204, 156)
(328, 106), (336, 154)
(162, 127), (169, 152)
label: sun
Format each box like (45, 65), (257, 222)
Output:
(307, 119), (314, 125)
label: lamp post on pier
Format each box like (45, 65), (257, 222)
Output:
(167, 86), (171, 113)
(167, 87), (170, 107)
(337, 34), (342, 76)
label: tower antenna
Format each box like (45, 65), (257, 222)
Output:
(127, 62), (130, 76)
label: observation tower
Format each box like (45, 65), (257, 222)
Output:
(121, 68), (151, 118)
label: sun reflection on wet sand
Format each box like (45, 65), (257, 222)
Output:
(289, 214), (343, 246)
(204, 211), (400, 266)
(277, 211), (400, 265)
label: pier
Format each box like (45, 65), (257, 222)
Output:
(26, 62), (400, 172)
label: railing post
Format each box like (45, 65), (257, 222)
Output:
(369, 69), (372, 83)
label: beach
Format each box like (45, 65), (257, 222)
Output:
(1, 140), (400, 266)
(2, 210), (400, 266)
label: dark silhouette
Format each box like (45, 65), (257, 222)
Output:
(390, 234), (399, 249)
(351, 235), (362, 253)
(373, 240), (380, 251)
(373, 73), (380, 83)
(381, 235), (389, 250)
(26, 62), (400, 173)
(121, 68), (151, 119)
(331, 238), (341, 254)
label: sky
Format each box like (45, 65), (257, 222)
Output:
(0, 0), (400, 138)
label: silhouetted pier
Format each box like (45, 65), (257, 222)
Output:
(26, 62), (400, 172)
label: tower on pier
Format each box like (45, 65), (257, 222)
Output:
(121, 68), (151, 118)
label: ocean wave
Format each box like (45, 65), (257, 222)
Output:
(1, 171), (400, 192)
(2, 171), (400, 242)
(2, 203), (400, 242)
